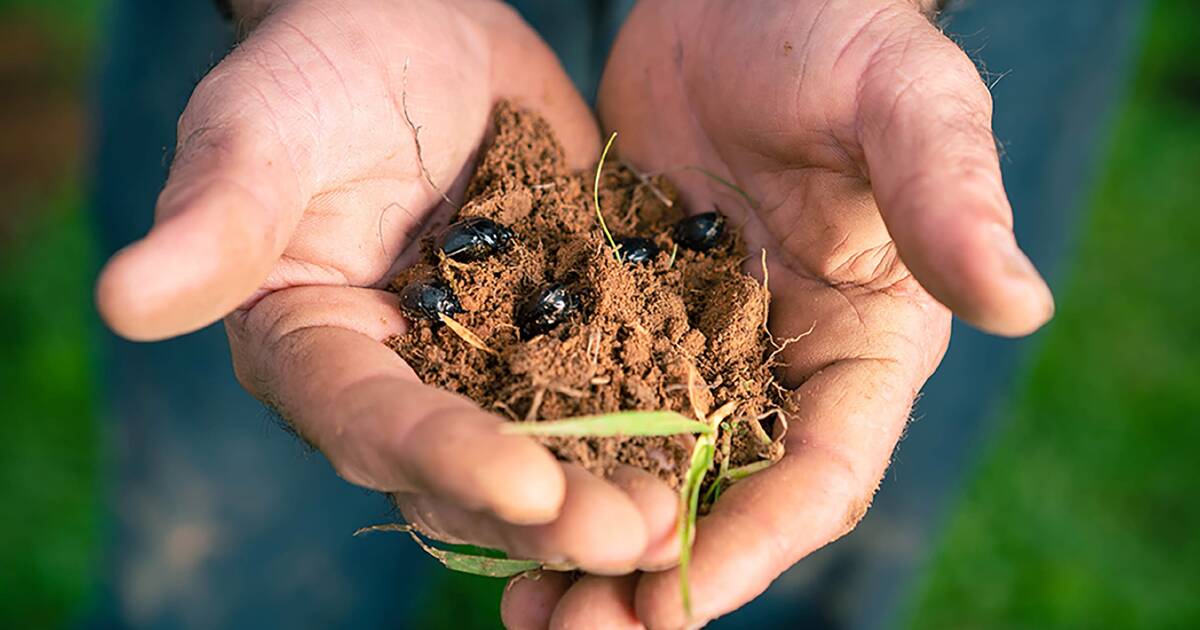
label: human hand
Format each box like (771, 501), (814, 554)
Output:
(95, 0), (677, 575)
(501, 0), (1055, 627)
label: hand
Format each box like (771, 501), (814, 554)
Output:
(501, 0), (1055, 627)
(95, 0), (677, 575)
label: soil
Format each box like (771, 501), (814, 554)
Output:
(387, 102), (786, 489)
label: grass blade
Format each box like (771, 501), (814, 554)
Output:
(725, 459), (774, 482)
(355, 524), (539, 578)
(593, 131), (621, 261)
(439, 313), (497, 355)
(679, 165), (760, 211)
(502, 410), (714, 437)
(678, 433), (716, 620)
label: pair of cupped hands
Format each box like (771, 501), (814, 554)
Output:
(96, 0), (1053, 627)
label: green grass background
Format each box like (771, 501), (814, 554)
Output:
(905, 1), (1200, 627)
(0, 0), (1196, 627)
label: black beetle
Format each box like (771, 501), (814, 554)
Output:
(672, 211), (726, 251)
(614, 236), (659, 265)
(438, 217), (514, 262)
(517, 283), (582, 339)
(399, 279), (463, 322)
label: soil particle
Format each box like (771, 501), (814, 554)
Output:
(387, 102), (786, 488)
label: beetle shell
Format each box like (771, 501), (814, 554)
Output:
(399, 279), (463, 322)
(614, 236), (659, 265)
(438, 217), (515, 262)
(517, 283), (582, 339)
(672, 211), (726, 251)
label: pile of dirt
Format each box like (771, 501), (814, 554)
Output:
(388, 102), (785, 489)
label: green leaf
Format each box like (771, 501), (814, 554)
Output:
(678, 433), (716, 620)
(355, 524), (540, 578)
(502, 411), (714, 437)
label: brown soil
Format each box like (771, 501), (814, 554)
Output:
(388, 102), (786, 489)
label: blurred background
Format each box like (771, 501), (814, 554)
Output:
(1, 0), (1197, 627)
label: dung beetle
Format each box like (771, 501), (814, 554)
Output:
(399, 279), (462, 322)
(614, 236), (659, 265)
(438, 217), (515, 262)
(517, 283), (582, 339)
(672, 211), (726, 251)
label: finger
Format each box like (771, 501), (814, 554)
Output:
(225, 285), (565, 524)
(479, 4), (601, 169)
(635, 359), (917, 628)
(397, 464), (649, 575)
(96, 29), (323, 341)
(856, 10), (1054, 337)
(502, 570), (573, 630)
(607, 466), (681, 571)
(550, 574), (642, 630)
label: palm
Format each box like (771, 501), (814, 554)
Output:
(500, 1), (1054, 627)
(599, 0), (971, 387)
(100, 0), (598, 337)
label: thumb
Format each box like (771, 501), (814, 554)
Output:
(856, 8), (1054, 337)
(96, 36), (313, 341)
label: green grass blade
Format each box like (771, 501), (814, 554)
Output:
(678, 433), (716, 620)
(356, 524), (540, 578)
(680, 165), (760, 210)
(502, 411), (714, 437)
(726, 459), (774, 482)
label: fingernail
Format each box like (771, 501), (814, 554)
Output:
(993, 225), (1055, 320)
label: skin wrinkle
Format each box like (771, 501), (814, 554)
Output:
(790, 0), (833, 106)
(752, 174), (896, 293)
(669, 5), (728, 202)
(213, 70), (314, 207)
(275, 16), (354, 107)
(233, 288), (402, 397)
(879, 155), (1009, 230)
(259, 35), (325, 128)
(830, 3), (894, 77)
(865, 42), (923, 148)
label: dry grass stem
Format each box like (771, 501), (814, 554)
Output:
(587, 329), (603, 367)
(493, 401), (519, 421)
(685, 363), (707, 422)
(525, 387), (546, 422)
(401, 58), (455, 209)
(707, 401), (738, 427)
(620, 158), (675, 208)
(548, 383), (587, 398)
(438, 314), (497, 355)
(767, 321), (816, 363)
(748, 414), (774, 446)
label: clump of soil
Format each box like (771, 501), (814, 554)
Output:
(388, 102), (786, 489)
